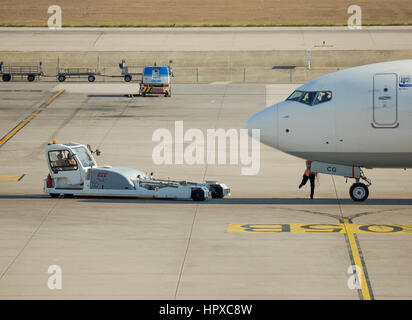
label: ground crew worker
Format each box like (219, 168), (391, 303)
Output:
(299, 160), (317, 199)
(169, 60), (174, 77)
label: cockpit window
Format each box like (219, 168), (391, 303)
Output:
(286, 90), (332, 106)
(313, 91), (332, 105)
(286, 90), (305, 101)
(301, 91), (318, 105)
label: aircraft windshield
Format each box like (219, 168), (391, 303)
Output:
(314, 91), (332, 105)
(286, 90), (332, 106)
(286, 90), (305, 101)
(301, 92), (318, 105)
(72, 147), (95, 167)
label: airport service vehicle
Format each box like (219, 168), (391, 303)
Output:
(0, 61), (43, 82)
(140, 65), (171, 97)
(44, 142), (230, 201)
(57, 56), (101, 82)
(245, 59), (412, 201)
(118, 60), (142, 82)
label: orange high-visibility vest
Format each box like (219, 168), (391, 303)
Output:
(304, 169), (318, 176)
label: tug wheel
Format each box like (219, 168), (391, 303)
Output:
(49, 193), (60, 198)
(211, 185), (224, 199)
(349, 183), (369, 202)
(191, 189), (205, 201)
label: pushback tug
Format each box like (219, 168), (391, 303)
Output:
(44, 141), (230, 201)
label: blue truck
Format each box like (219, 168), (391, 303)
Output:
(140, 65), (171, 97)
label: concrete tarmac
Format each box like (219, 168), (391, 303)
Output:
(0, 82), (411, 299)
(1, 26), (412, 51)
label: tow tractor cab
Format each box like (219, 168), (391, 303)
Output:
(141, 65), (171, 97)
(44, 142), (230, 201)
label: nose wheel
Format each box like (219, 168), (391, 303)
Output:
(349, 183), (369, 201)
(349, 169), (371, 202)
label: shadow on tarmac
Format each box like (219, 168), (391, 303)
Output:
(87, 94), (141, 98)
(1, 194), (412, 205)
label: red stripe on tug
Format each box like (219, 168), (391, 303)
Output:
(47, 174), (53, 188)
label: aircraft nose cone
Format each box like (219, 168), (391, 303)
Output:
(245, 105), (278, 148)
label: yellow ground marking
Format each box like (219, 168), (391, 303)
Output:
(0, 109), (41, 148)
(228, 220), (396, 300)
(0, 110), (40, 148)
(0, 174), (24, 182)
(342, 218), (372, 300)
(0, 90), (64, 148)
(228, 223), (412, 234)
(45, 89), (64, 106)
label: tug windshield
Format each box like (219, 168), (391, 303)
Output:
(48, 150), (78, 171)
(72, 147), (96, 167)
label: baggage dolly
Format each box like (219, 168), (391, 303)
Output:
(57, 56), (101, 82)
(0, 61), (43, 82)
(119, 60), (143, 82)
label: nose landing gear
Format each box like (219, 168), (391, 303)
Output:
(311, 161), (372, 202)
(349, 169), (371, 202)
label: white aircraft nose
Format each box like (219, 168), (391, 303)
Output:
(245, 105), (278, 148)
